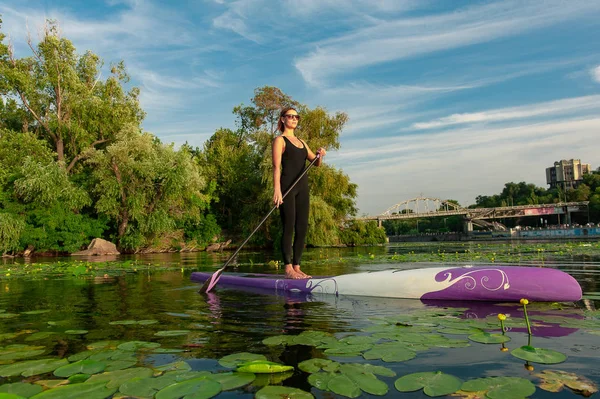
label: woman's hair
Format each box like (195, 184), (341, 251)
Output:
(278, 107), (298, 132)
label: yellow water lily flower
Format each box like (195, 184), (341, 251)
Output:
(497, 314), (507, 321)
(520, 298), (529, 305)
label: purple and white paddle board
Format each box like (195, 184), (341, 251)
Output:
(191, 265), (582, 302)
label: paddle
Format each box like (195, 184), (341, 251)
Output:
(199, 153), (321, 294)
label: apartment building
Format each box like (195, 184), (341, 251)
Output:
(546, 159), (591, 189)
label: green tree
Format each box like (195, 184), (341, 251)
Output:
(0, 129), (105, 253)
(0, 211), (24, 254)
(198, 128), (263, 234)
(88, 125), (217, 249)
(339, 220), (387, 246)
(0, 20), (144, 173)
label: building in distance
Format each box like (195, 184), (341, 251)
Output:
(546, 159), (591, 189)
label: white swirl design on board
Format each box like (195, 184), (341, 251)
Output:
(305, 278), (339, 295)
(273, 278), (339, 295)
(440, 269), (510, 291)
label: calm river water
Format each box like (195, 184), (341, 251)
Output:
(1, 241), (599, 398)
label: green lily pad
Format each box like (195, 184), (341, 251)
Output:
(323, 343), (373, 356)
(339, 364), (390, 395)
(109, 320), (137, 325)
(236, 360), (293, 374)
(64, 330), (88, 335)
(339, 335), (380, 345)
(128, 380), (171, 397)
(153, 361), (192, 373)
(67, 350), (98, 362)
(363, 344), (416, 362)
(0, 393), (27, 399)
(104, 359), (138, 371)
(151, 348), (186, 354)
(119, 376), (174, 398)
(307, 371), (334, 391)
(0, 345), (46, 362)
(0, 333), (19, 341)
(0, 313), (19, 319)
(0, 358), (68, 377)
(119, 371), (212, 397)
(54, 360), (106, 377)
(218, 352), (267, 368)
(438, 327), (482, 335)
(255, 385), (313, 399)
(328, 373), (362, 398)
(154, 376), (221, 399)
(24, 332), (57, 342)
(21, 310), (51, 315)
(68, 373), (91, 384)
(117, 341), (161, 351)
(461, 376), (536, 398)
(293, 330), (336, 346)
(352, 363), (396, 377)
(89, 349), (135, 362)
(137, 319), (159, 325)
(209, 372), (255, 390)
(298, 358), (340, 374)
(395, 371), (462, 397)
(0, 382), (43, 397)
(534, 369), (598, 396)
(86, 341), (121, 350)
(262, 335), (294, 346)
(468, 332), (511, 344)
(154, 330), (190, 337)
(85, 367), (154, 389)
(28, 381), (117, 399)
(511, 345), (567, 364)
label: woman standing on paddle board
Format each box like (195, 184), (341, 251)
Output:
(273, 107), (326, 279)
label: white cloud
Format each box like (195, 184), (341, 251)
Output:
(592, 65), (600, 83)
(294, 0), (600, 86)
(1, 1), (195, 58)
(211, 0), (265, 43)
(411, 95), (600, 130)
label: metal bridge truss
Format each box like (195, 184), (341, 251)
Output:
(381, 197), (461, 217)
(358, 198), (589, 222)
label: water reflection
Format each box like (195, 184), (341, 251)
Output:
(1, 243), (600, 398)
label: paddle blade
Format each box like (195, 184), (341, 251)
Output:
(198, 268), (224, 294)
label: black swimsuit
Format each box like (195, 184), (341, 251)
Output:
(279, 136), (309, 265)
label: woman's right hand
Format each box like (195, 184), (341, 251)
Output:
(273, 189), (283, 207)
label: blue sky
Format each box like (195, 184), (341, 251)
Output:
(1, 0), (599, 215)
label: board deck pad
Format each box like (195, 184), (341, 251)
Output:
(191, 265), (582, 302)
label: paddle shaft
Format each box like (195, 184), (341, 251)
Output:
(199, 153), (320, 293)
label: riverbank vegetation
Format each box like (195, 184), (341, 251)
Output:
(0, 20), (385, 256)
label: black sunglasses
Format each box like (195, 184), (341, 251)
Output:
(284, 114), (300, 120)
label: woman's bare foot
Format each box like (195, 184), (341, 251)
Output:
(293, 265), (311, 279)
(284, 264), (304, 279)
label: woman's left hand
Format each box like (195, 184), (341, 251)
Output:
(317, 148), (326, 157)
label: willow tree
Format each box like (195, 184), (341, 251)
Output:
(0, 20), (144, 173)
(0, 129), (102, 253)
(88, 125), (218, 249)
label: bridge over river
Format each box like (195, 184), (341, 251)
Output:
(355, 197), (589, 232)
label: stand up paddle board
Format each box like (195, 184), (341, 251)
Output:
(191, 265), (582, 302)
